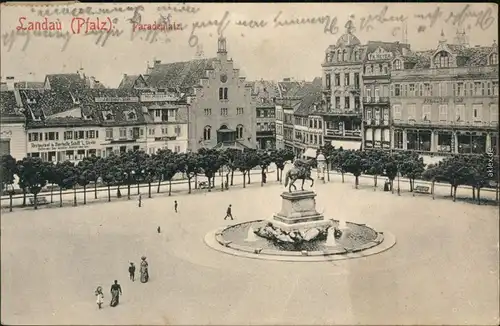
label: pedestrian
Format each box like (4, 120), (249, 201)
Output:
(95, 286), (104, 309)
(138, 193), (142, 207)
(224, 204), (234, 220)
(110, 280), (122, 307)
(140, 256), (149, 283)
(174, 200), (178, 213)
(128, 262), (135, 281)
(157, 226), (161, 233)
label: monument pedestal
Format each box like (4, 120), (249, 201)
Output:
(270, 191), (332, 232)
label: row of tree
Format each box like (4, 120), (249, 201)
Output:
(318, 143), (499, 204)
(0, 148), (296, 211)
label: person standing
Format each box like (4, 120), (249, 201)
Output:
(224, 204), (234, 220)
(138, 193), (142, 207)
(95, 286), (104, 309)
(110, 280), (122, 307)
(174, 200), (178, 213)
(128, 262), (135, 281)
(140, 256), (149, 283)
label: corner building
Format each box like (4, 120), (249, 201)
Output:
(390, 36), (499, 160)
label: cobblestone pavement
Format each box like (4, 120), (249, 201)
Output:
(1, 179), (498, 325)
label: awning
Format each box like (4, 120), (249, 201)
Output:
(303, 148), (317, 158)
(331, 140), (362, 151)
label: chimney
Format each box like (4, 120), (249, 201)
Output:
(6, 76), (15, 90)
(402, 47), (409, 56)
(154, 60), (161, 65)
(77, 68), (85, 79)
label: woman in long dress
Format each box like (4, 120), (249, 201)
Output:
(140, 256), (149, 283)
(95, 286), (104, 309)
(110, 280), (122, 307)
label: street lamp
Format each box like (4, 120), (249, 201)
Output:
(397, 167), (401, 196)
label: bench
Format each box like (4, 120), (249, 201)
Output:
(28, 196), (49, 206)
(413, 185), (430, 195)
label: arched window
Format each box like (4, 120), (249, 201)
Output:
(336, 50), (341, 61)
(434, 51), (450, 68)
(236, 125), (243, 139)
(127, 111), (136, 120)
(490, 53), (498, 65)
(203, 126), (211, 141)
(354, 51), (359, 60)
(342, 49), (347, 61)
(394, 59), (402, 70)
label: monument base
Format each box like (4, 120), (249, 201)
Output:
(254, 190), (334, 243)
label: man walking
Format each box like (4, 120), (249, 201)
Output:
(128, 262), (136, 282)
(224, 204), (234, 220)
(174, 200), (178, 213)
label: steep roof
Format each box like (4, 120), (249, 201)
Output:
(460, 46), (495, 67)
(0, 91), (23, 117)
(45, 74), (86, 91)
(251, 80), (279, 106)
(118, 74), (149, 89)
(146, 58), (217, 91)
(364, 41), (410, 59)
(14, 81), (45, 89)
(293, 77), (322, 117)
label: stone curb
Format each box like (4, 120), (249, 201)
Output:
(204, 224), (397, 262)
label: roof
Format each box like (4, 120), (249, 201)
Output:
(45, 74), (86, 91)
(14, 81), (45, 89)
(277, 80), (314, 99)
(364, 41), (410, 60)
(336, 32), (361, 47)
(293, 77), (322, 117)
(251, 80), (279, 105)
(461, 46), (495, 67)
(146, 58), (218, 91)
(0, 91), (23, 117)
(118, 74), (149, 89)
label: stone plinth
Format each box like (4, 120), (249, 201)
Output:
(271, 191), (332, 232)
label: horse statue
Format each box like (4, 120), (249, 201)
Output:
(284, 158), (315, 192)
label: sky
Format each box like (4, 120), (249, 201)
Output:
(1, 2), (497, 88)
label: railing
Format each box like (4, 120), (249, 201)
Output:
(321, 109), (361, 116)
(391, 65), (498, 79)
(325, 129), (361, 138)
(363, 97), (389, 104)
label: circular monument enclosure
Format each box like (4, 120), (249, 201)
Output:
(205, 190), (396, 262)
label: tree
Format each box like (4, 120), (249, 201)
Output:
(383, 156), (399, 194)
(119, 151), (139, 200)
(272, 149), (294, 183)
(258, 150), (272, 186)
(17, 157), (49, 210)
(364, 150), (387, 190)
(421, 163), (445, 200)
(43, 161), (58, 204)
(224, 148), (240, 186)
(234, 150), (259, 188)
(53, 161), (78, 207)
(466, 154), (495, 205)
(245, 149), (260, 184)
(330, 148), (347, 183)
(318, 142), (335, 182)
(178, 152), (200, 194)
(198, 148), (222, 192)
(77, 159), (96, 205)
(439, 155), (473, 202)
(398, 151), (425, 192)
(100, 154), (122, 202)
(0, 154), (17, 212)
(81, 155), (101, 200)
(131, 150), (149, 195)
(16, 160), (29, 207)
(160, 151), (181, 196)
(341, 150), (367, 189)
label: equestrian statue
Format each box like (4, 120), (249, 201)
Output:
(284, 158), (315, 192)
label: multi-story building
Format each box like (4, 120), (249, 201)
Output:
(362, 41), (411, 150)
(130, 37), (257, 151)
(252, 80), (279, 150)
(319, 22), (363, 150)
(283, 107), (295, 152)
(390, 34), (499, 163)
(0, 80), (27, 160)
(275, 104), (284, 149)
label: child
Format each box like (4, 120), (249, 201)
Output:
(174, 200), (178, 213)
(95, 286), (104, 309)
(128, 262), (136, 281)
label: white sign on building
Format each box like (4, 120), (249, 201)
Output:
(368, 47), (394, 61)
(95, 97), (139, 103)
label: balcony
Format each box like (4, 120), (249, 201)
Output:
(346, 85), (361, 94)
(391, 65), (499, 80)
(321, 109), (361, 117)
(364, 119), (390, 126)
(325, 129), (361, 138)
(363, 97), (389, 104)
(392, 119), (499, 129)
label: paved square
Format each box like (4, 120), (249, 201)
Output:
(1, 178), (499, 325)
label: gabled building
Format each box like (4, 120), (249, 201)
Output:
(390, 32), (499, 162)
(252, 80), (279, 149)
(0, 87), (27, 160)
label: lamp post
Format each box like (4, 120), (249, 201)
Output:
(397, 168), (401, 196)
(138, 169), (144, 195)
(8, 184), (14, 212)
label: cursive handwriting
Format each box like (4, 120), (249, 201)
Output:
(414, 7), (443, 29)
(235, 19), (268, 29)
(156, 4), (201, 14)
(358, 6), (408, 32)
(2, 29), (72, 52)
(273, 11), (339, 34)
(188, 11), (230, 47)
(444, 4), (495, 30)
(31, 5), (144, 18)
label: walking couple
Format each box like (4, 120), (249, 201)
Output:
(129, 256), (149, 283)
(95, 280), (122, 309)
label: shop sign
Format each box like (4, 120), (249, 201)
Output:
(423, 98), (448, 104)
(30, 140), (97, 151)
(140, 94), (177, 102)
(95, 97), (139, 103)
(367, 47), (393, 61)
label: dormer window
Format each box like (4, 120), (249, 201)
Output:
(394, 59), (402, 70)
(127, 111), (137, 120)
(27, 98), (36, 104)
(102, 111), (114, 121)
(434, 51), (451, 68)
(490, 53), (498, 65)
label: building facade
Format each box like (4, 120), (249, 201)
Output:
(252, 80), (279, 150)
(0, 89), (27, 160)
(390, 35), (499, 161)
(275, 105), (284, 149)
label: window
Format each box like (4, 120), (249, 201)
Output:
(342, 49), (347, 61)
(120, 128), (127, 138)
(75, 131), (85, 139)
(318, 120), (322, 129)
(435, 51), (451, 68)
(127, 111), (137, 120)
(490, 53), (498, 65)
(168, 109), (175, 117)
(174, 146), (180, 153)
(309, 120), (313, 128)
(204, 108), (212, 115)
(473, 82), (482, 96)
(344, 73), (350, 86)
(394, 84), (401, 96)
(105, 128), (113, 140)
(344, 97), (350, 109)
(175, 125), (181, 136)
(408, 104), (416, 120)
(422, 105), (431, 120)
(314, 120), (317, 129)
(44, 132), (59, 141)
(64, 131), (73, 140)
(439, 105), (448, 121)
(487, 82), (492, 96)
(155, 110), (161, 117)
(490, 104), (498, 122)
(76, 150), (86, 160)
(402, 84), (407, 97)
(394, 130), (403, 149)
(409, 84), (415, 96)
(257, 122), (262, 131)
(264, 122), (269, 131)
(334, 73), (340, 86)
(28, 132), (41, 142)
(418, 83), (424, 97)
(394, 59), (402, 70)
(148, 128), (155, 136)
(473, 104), (482, 121)
(66, 150), (74, 160)
(493, 81), (499, 96)
(219, 87), (228, 100)
(393, 104), (402, 120)
(220, 108), (228, 116)
(325, 73), (331, 89)
(424, 83), (432, 96)
(366, 109), (373, 120)
(236, 125), (244, 139)
(354, 73), (360, 87)
(455, 104), (465, 121)
(203, 126), (211, 141)
(237, 107), (244, 115)
(87, 130), (96, 139)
